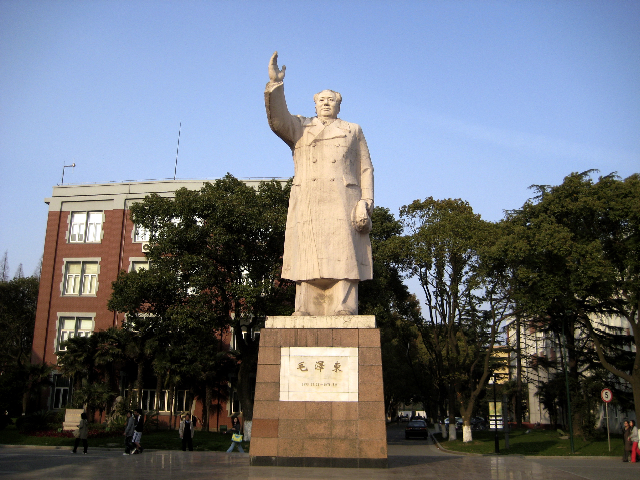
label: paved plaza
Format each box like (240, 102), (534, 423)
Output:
(1, 446), (635, 480)
(0, 426), (636, 480)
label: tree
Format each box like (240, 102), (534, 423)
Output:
(359, 207), (424, 418)
(0, 274), (41, 415)
(0, 251), (9, 282)
(504, 172), (640, 428)
(400, 198), (512, 442)
(13, 264), (24, 279)
(108, 174), (293, 424)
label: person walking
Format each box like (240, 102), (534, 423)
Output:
(226, 417), (244, 453)
(179, 413), (195, 451)
(123, 411), (135, 455)
(71, 412), (89, 454)
(622, 420), (632, 462)
(630, 419), (640, 462)
(132, 409), (144, 454)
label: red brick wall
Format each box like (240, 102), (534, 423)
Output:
(32, 208), (145, 365)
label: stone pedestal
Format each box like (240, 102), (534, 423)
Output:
(62, 408), (84, 430)
(250, 316), (387, 468)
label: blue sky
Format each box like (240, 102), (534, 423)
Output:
(1, 1), (638, 283)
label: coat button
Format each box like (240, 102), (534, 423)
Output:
(330, 178), (335, 182)
(312, 178), (317, 181)
(312, 159), (317, 163)
(332, 159), (336, 163)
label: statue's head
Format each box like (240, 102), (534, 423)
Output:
(314, 89), (342, 119)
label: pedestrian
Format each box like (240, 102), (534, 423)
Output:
(71, 412), (89, 454)
(630, 419), (640, 462)
(132, 409), (144, 454)
(622, 420), (632, 462)
(226, 417), (244, 453)
(123, 411), (135, 455)
(179, 413), (195, 451)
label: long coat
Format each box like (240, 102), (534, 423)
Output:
(77, 418), (88, 440)
(265, 82), (374, 281)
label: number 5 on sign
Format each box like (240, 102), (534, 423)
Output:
(601, 388), (613, 452)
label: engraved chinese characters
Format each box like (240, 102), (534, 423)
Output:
(280, 347), (358, 401)
(296, 360), (342, 372)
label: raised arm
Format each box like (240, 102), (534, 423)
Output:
(265, 51), (302, 149)
(268, 51), (286, 83)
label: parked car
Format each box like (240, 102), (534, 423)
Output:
(471, 416), (487, 430)
(444, 417), (463, 430)
(405, 419), (429, 439)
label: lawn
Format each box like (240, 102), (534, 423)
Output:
(0, 424), (250, 452)
(437, 428), (624, 456)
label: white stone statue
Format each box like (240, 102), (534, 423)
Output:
(265, 52), (374, 316)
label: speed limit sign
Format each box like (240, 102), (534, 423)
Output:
(601, 388), (613, 403)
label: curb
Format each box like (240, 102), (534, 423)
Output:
(0, 445), (145, 452)
(429, 434), (621, 460)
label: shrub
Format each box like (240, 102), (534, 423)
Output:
(0, 414), (12, 431)
(106, 413), (127, 432)
(15, 410), (56, 433)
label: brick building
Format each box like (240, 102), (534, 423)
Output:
(31, 178), (270, 428)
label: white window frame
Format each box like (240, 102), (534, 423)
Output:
(229, 325), (261, 351)
(133, 224), (151, 243)
(140, 389), (175, 412)
(128, 257), (150, 272)
(68, 211), (104, 243)
(174, 390), (193, 414)
(61, 258), (101, 296)
(228, 388), (241, 415)
(55, 313), (95, 352)
(51, 374), (72, 409)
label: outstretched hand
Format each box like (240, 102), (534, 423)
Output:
(268, 51), (286, 83)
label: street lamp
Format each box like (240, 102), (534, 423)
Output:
(61, 163), (76, 185)
(489, 373), (499, 454)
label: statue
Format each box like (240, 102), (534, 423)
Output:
(265, 52), (374, 316)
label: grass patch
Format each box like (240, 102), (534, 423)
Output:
(0, 424), (250, 452)
(438, 428), (623, 456)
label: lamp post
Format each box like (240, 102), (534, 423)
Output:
(490, 373), (499, 454)
(61, 163), (76, 185)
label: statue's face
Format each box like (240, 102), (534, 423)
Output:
(315, 91), (339, 119)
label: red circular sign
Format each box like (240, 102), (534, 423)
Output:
(601, 388), (613, 403)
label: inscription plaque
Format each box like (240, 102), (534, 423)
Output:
(280, 347), (358, 401)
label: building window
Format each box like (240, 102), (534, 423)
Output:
(134, 225), (151, 243)
(230, 325), (261, 351)
(229, 389), (240, 414)
(129, 259), (150, 272)
(69, 212), (103, 243)
(56, 315), (94, 352)
(64, 261), (99, 295)
(52, 375), (72, 409)
(175, 390), (193, 413)
(141, 389), (157, 412)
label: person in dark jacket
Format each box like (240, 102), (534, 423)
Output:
(623, 420), (632, 462)
(123, 411), (135, 455)
(132, 409), (144, 454)
(226, 417), (244, 453)
(179, 414), (195, 451)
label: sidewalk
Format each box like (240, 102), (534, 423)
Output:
(0, 445), (636, 480)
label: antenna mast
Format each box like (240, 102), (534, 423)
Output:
(173, 122), (181, 180)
